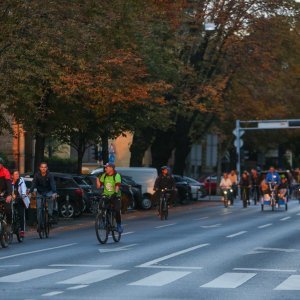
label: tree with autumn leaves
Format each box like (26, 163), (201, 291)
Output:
(0, 0), (299, 173)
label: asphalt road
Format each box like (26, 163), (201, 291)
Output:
(1, 199), (300, 300)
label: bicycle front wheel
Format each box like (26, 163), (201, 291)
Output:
(95, 211), (108, 244)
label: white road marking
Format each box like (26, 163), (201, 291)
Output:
(49, 264), (111, 268)
(121, 231), (134, 236)
(201, 224), (221, 228)
(67, 285), (88, 290)
(0, 265), (20, 268)
(129, 271), (190, 286)
(137, 244), (209, 268)
(142, 265), (203, 270)
(0, 269), (63, 283)
(226, 231), (247, 238)
(221, 211), (232, 215)
(155, 223), (176, 229)
(42, 291), (64, 297)
(297, 213), (300, 216)
(58, 269), (128, 285)
(234, 268), (296, 273)
(258, 223), (272, 229)
(201, 272), (256, 288)
(274, 275), (300, 290)
(280, 216), (291, 221)
(98, 244), (137, 253)
(193, 217), (209, 220)
(0, 243), (77, 260)
(256, 247), (299, 253)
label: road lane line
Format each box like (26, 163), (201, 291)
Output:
(108, 232), (134, 238)
(221, 211), (232, 215)
(226, 231), (247, 238)
(67, 285), (88, 290)
(0, 269), (63, 283)
(297, 213), (300, 216)
(201, 272), (256, 288)
(143, 265), (202, 270)
(280, 216), (291, 221)
(137, 244), (209, 268)
(193, 217), (209, 220)
(234, 268), (296, 273)
(201, 224), (221, 228)
(0, 243), (77, 260)
(274, 275), (300, 290)
(58, 269), (128, 285)
(0, 265), (20, 268)
(42, 291), (64, 297)
(155, 223), (176, 229)
(256, 247), (299, 253)
(49, 264), (111, 268)
(129, 271), (190, 286)
(258, 223), (272, 229)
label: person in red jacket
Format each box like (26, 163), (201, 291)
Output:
(0, 157), (12, 224)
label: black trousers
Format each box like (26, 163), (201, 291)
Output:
(99, 195), (121, 224)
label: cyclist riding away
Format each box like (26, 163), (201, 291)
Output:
(154, 166), (176, 209)
(0, 157), (12, 223)
(29, 162), (57, 230)
(11, 170), (30, 238)
(96, 163), (123, 233)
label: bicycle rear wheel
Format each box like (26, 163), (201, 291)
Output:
(95, 211), (108, 244)
(44, 212), (50, 238)
(0, 223), (9, 248)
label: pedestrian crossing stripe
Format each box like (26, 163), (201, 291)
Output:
(274, 275), (300, 290)
(57, 269), (128, 285)
(200, 272), (256, 288)
(0, 269), (63, 283)
(128, 271), (191, 286)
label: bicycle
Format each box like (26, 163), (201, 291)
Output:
(37, 195), (51, 239)
(221, 188), (232, 208)
(0, 197), (9, 248)
(9, 198), (25, 243)
(159, 189), (172, 220)
(95, 195), (121, 244)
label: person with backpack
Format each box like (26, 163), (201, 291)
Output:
(96, 163), (123, 233)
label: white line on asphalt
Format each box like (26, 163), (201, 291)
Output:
(0, 265), (20, 268)
(67, 285), (89, 290)
(42, 291), (64, 297)
(274, 275), (300, 290)
(49, 264), (111, 268)
(137, 244), (209, 268)
(193, 217), (209, 220)
(280, 216), (291, 221)
(155, 223), (176, 229)
(258, 223), (272, 229)
(201, 224), (221, 228)
(226, 231), (247, 238)
(221, 211), (232, 215)
(108, 232), (134, 238)
(297, 213), (300, 216)
(201, 272), (256, 288)
(142, 265), (203, 270)
(0, 243), (77, 260)
(58, 269), (128, 285)
(129, 271), (191, 286)
(0, 269), (63, 283)
(256, 247), (299, 253)
(233, 268), (297, 273)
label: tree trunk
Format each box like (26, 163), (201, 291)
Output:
(34, 133), (45, 172)
(151, 129), (175, 170)
(101, 132), (109, 164)
(76, 137), (85, 174)
(130, 128), (154, 167)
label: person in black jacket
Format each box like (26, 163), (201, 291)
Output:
(30, 162), (57, 228)
(154, 166), (176, 208)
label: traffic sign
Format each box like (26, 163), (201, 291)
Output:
(234, 139), (244, 148)
(232, 129), (245, 137)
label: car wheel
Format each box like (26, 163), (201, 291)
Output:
(141, 197), (152, 210)
(60, 202), (75, 218)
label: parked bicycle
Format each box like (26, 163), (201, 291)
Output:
(95, 195), (121, 244)
(0, 197), (9, 248)
(159, 188), (172, 220)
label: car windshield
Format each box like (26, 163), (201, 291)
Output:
(73, 176), (89, 186)
(183, 177), (200, 184)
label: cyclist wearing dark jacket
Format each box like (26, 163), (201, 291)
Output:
(154, 166), (176, 207)
(30, 162), (57, 227)
(0, 157), (12, 222)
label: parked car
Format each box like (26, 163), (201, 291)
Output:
(182, 176), (207, 200)
(121, 175), (142, 209)
(199, 175), (218, 195)
(91, 167), (158, 210)
(173, 175), (193, 204)
(23, 173), (85, 219)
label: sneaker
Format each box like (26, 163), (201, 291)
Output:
(19, 231), (25, 238)
(116, 224), (123, 234)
